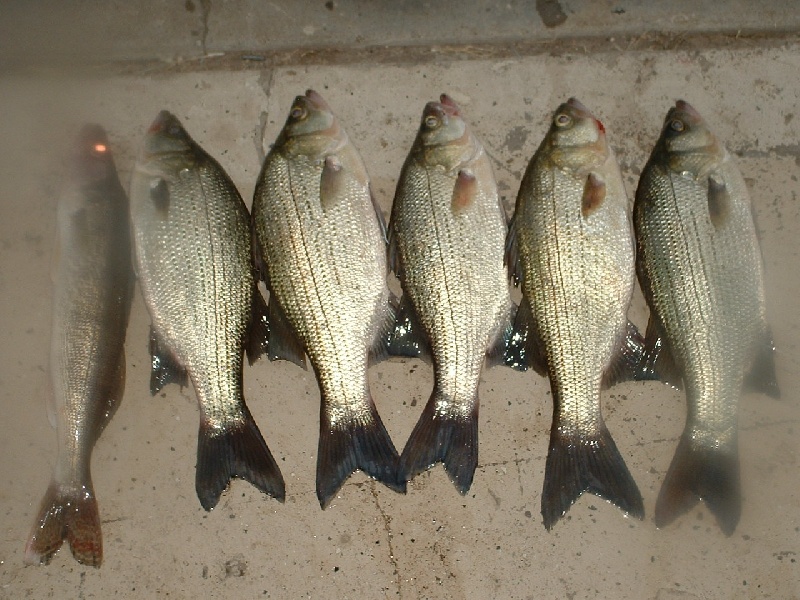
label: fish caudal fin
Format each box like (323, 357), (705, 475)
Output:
(400, 391), (479, 495)
(317, 399), (404, 508)
(25, 481), (103, 567)
(195, 407), (286, 511)
(655, 433), (740, 535)
(542, 422), (644, 530)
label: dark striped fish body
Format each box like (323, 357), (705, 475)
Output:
(634, 101), (778, 535)
(507, 98), (644, 529)
(252, 90), (402, 508)
(388, 95), (513, 493)
(130, 111), (284, 511)
(25, 125), (133, 567)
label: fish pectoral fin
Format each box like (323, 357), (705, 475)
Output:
(149, 326), (188, 395)
(655, 433), (741, 536)
(745, 325), (780, 399)
(319, 155), (346, 209)
(25, 480), (102, 567)
(602, 320), (646, 388)
(266, 296), (307, 369)
(195, 405), (286, 511)
(451, 169), (477, 214)
(149, 178), (170, 217)
(245, 289), (270, 366)
(541, 419), (644, 531)
(504, 213), (522, 286)
(707, 174), (731, 228)
(503, 296), (548, 376)
(316, 397), (404, 508)
(387, 294), (431, 361)
(399, 389), (479, 495)
(581, 172), (606, 218)
(639, 316), (683, 389)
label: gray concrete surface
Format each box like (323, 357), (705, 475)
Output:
(1, 3), (799, 599)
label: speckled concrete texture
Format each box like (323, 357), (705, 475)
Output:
(0, 4), (798, 599)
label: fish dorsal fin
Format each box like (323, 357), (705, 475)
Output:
(707, 174), (730, 228)
(150, 178), (170, 217)
(503, 296), (548, 376)
(602, 321), (647, 388)
(387, 294), (431, 361)
(266, 296), (307, 369)
(581, 172), (606, 218)
(149, 325), (188, 395)
(320, 156), (345, 209)
(744, 326), (780, 399)
(504, 213), (523, 287)
(245, 289), (270, 366)
(451, 169), (477, 214)
(640, 316), (683, 389)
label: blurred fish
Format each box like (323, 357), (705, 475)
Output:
(634, 100), (779, 535)
(506, 98), (645, 529)
(388, 94), (515, 493)
(130, 111), (284, 511)
(25, 125), (133, 567)
(251, 90), (403, 507)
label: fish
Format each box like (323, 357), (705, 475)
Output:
(130, 111), (284, 511)
(251, 90), (403, 508)
(25, 125), (134, 567)
(634, 100), (779, 535)
(387, 94), (515, 493)
(505, 98), (645, 529)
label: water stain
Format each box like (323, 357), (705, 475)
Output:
(536, 0), (567, 28)
(504, 126), (530, 153)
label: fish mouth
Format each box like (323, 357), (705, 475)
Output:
(148, 110), (176, 134)
(439, 94), (462, 117)
(671, 99), (705, 127)
(304, 89), (332, 112)
(567, 97), (605, 134)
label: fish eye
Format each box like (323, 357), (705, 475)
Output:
(670, 119), (685, 132)
(424, 115), (439, 129)
(555, 113), (571, 127)
(90, 143), (107, 157)
(290, 105), (307, 120)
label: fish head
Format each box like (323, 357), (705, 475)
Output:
(139, 111), (197, 174)
(659, 100), (724, 177)
(546, 98), (608, 172)
(277, 90), (345, 157)
(415, 94), (476, 170)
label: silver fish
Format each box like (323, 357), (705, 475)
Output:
(251, 90), (403, 507)
(130, 111), (284, 511)
(634, 100), (779, 535)
(388, 94), (514, 493)
(506, 98), (645, 529)
(25, 125), (133, 567)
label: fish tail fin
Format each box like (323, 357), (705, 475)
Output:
(541, 422), (644, 530)
(655, 433), (740, 535)
(400, 390), (479, 495)
(25, 480), (103, 567)
(316, 397), (404, 508)
(195, 406), (286, 511)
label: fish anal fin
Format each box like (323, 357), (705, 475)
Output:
(388, 294), (431, 361)
(602, 320), (646, 388)
(486, 303), (517, 369)
(399, 391), (479, 495)
(640, 316), (683, 388)
(245, 289), (270, 366)
(541, 421), (644, 530)
(369, 183), (389, 245)
(150, 178), (170, 217)
(451, 169), (477, 214)
(504, 213), (523, 286)
(149, 326), (188, 395)
(707, 175), (730, 228)
(195, 406), (286, 511)
(25, 480), (102, 567)
(745, 326), (780, 399)
(317, 397), (404, 508)
(267, 296), (307, 369)
(320, 156), (345, 209)
(369, 295), (397, 366)
(581, 172), (606, 218)
(503, 296), (548, 375)
(655, 434), (740, 536)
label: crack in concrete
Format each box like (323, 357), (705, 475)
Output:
(255, 70), (275, 164)
(370, 482), (402, 598)
(199, 0), (212, 56)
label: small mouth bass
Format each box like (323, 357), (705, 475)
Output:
(252, 90), (403, 507)
(387, 94), (514, 493)
(634, 100), (779, 535)
(25, 125), (133, 567)
(130, 111), (284, 511)
(506, 98), (645, 529)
